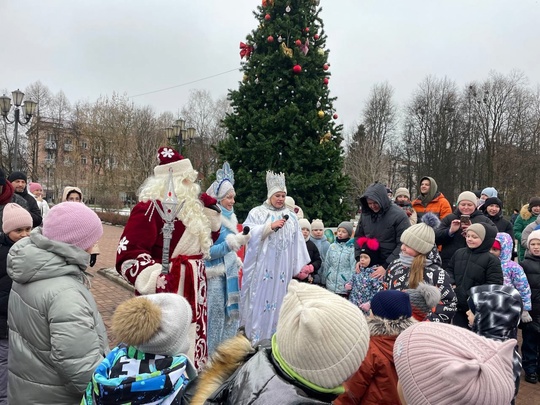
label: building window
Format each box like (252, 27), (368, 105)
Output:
(81, 156), (87, 165)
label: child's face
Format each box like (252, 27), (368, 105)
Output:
(359, 253), (371, 268)
(336, 227), (350, 239)
(395, 195), (409, 204)
(301, 228), (310, 239)
(311, 228), (323, 238)
(466, 309), (475, 328)
(489, 247), (501, 257)
(32, 188), (43, 198)
(529, 240), (540, 256)
(7, 226), (31, 243)
(401, 243), (419, 257)
(466, 231), (482, 248)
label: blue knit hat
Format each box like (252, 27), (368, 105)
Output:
(371, 290), (412, 320)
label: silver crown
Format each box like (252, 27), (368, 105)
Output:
(212, 162), (234, 197)
(266, 170), (287, 196)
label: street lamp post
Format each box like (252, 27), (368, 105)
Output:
(0, 89), (38, 172)
(165, 119), (197, 155)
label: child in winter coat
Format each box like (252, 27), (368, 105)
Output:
(0, 203), (32, 402)
(346, 237), (383, 314)
(323, 221), (356, 296)
(310, 218), (330, 275)
(296, 218), (321, 284)
(490, 232), (532, 317)
(394, 187), (417, 225)
(385, 213), (457, 323)
(82, 293), (197, 404)
(446, 223), (504, 328)
(334, 290), (415, 405)
(514, 197), (540, 261)
(519, 229), (540, 384)
(7, 202), (108, 404)
(466, 284), (523, 403)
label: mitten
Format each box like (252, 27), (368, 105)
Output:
(89, 253), (97, 267)
(521, 310), (533, 323)
(226, 233), (251, 252)
(296, 264), (314, 280)
(156, 270), (180, 294)
(200, 192), (221, 213)
(345, 282), (352, 291)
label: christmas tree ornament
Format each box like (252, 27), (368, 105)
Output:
(278, 35), (283, 42)
(264, 13), (271, 21)
(323, 77), (329, 85)
(295, 39), (302, 46)
(304, 27), (310, 32)
(239, 42), (254, 59)
(317, 48), (325, 55)
(292, 64), (302, 74)
(320, 132), (332, 144)
(262, 0), (267, 6)
(286, 5), (291, 12)
(316, 101), (321, 108)
(280, 42), (293, 58)
(333, 113), (338, 119)
(243, 74), (248, 82)
(267, 35), (274, 43)
(298, 39), (309, 55)
(314, 33), (320, 40)
(323, 63), (329, 70)
(317, 110), (324, 118)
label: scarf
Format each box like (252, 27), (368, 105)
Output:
(220, 204), (240, 319)
(82, 344), (196, 404)
(0, 181), (14, 205)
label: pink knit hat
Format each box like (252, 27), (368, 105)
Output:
(394, 322), (515, 405)
(2, 203), (32, 233)
(43, 202), (103, 251)
(28, 182), (43, 194)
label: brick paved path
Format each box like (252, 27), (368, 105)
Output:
(89, 223), (539, 402)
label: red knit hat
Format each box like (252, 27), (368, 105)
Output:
(492, 239), (501, 250)
(154, 147), (194, 177)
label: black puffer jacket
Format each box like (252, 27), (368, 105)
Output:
(354, 183), (410, 267)
(0, 233), (14, 338)
(446, 223), (503, 312)
(305, 239), (322, 284)
(435, 209), (495, 268)
(520, 252), (540, 319)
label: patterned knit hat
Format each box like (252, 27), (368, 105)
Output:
(311, 219), (324, 230)
(467, 223), (486, 242)
(28, 182), (43, 194)
(394, 322), (515, 405)
(2, 203), (32, 233)
(400, 212), (440, 255)
(275, 280), (369, 389)
(394, 187), (410, 199)
(154, 146), (194, 177)
(112, 293), (192, 356)
(337, 221), (354, 237)
(371, 290), (412, 320)
(406, 282), (441, 321)
(43, 202), (103, 251)
(457, 191), (478, 206)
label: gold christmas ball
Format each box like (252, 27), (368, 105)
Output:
(317, 110), (325, 118)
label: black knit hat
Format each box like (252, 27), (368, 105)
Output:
(481, 197), (503, 211)
(7, 171), (27, 183)
(528, 197), (540, 210)
(371, 290), (412, 320)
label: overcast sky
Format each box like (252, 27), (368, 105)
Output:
(1, 0), (539, 134)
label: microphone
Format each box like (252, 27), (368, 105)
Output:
(242, 226), (250, 235)
(274, 214), (289, 232)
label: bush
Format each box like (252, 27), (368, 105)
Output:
(96, 211), (129, 227)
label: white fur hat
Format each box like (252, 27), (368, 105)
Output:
(112, 293), (192, 356)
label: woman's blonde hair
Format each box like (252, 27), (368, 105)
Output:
(409, 253), (426, 289)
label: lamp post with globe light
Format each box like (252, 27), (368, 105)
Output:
(0, 89), (38, 171)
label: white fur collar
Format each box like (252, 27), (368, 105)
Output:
(221, 213), (238, 234)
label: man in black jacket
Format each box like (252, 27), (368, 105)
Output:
(7, 171), (42, 228)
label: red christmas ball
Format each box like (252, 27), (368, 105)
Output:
(262, 0), (267, 6)
(267, 35), (274, 43)
(304, 27), (310, 32)
(264, 14), (271, 21)
(295, 39), (302, 46)
(314, 34), (320, 40)
(333, 113), (338, 119)
(323, 77), (329, 85)
(293, 64), (302, 74)
(323, 63), (329, 70)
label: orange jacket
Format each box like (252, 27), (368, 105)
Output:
(412, 192), (452, 220)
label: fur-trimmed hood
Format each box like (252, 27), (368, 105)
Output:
(520, 204), (532, 221)
(190, 334), (254, 405)
(368, 315), (415, 337)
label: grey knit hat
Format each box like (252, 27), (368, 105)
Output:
(112, 293), (192, 356)
(400, 213), (440, 255)
(467, 223), (486, 242)
(337, 221), (354, 237)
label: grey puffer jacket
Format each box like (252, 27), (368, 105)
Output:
(7, 228), (109, 405)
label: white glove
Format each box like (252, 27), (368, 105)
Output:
(521, 310), (533, 323)
(226, 233), (251, 252)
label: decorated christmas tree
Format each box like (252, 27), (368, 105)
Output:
(218, 0), (350, 224)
